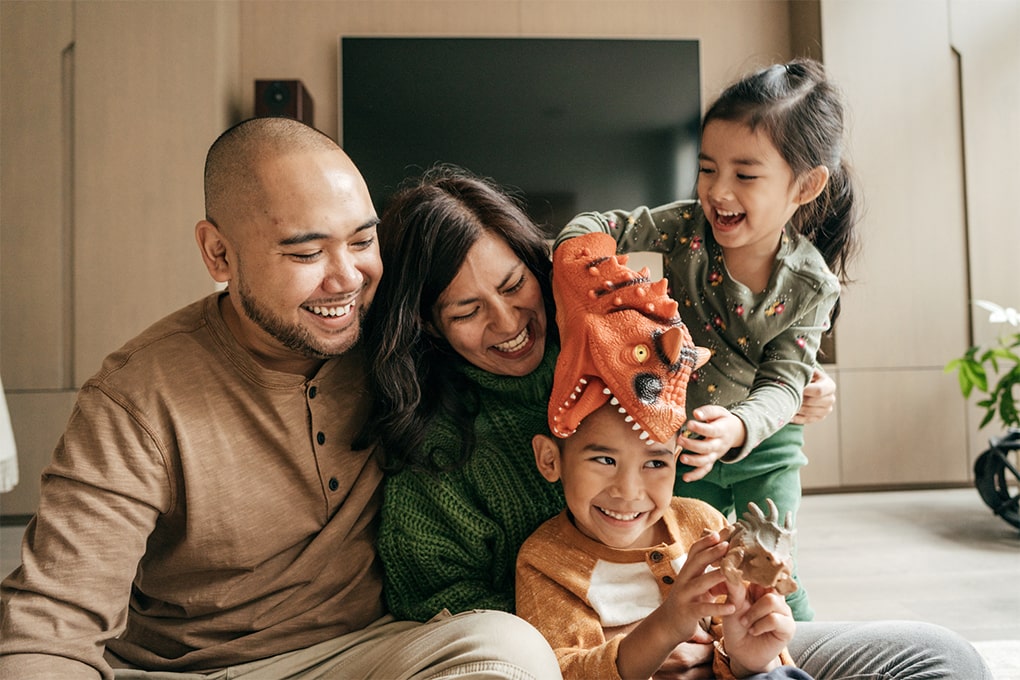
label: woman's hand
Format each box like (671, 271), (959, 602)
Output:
(676, 407), (746, 482)
(792, 368), (836, 425)
(720, 580), (795, 678)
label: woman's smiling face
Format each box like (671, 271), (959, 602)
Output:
(430, 231), (548, 377)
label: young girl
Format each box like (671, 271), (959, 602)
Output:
(555, 58), (861, 621)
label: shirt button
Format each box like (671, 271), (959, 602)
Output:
(317, 432), (326, 445)
(328, 477), (339, 492)
(309, 385), (318, 398)
(650, 551), (664, 562)
(662, 575), (675, 585)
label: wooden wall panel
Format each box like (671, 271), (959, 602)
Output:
(0, 1), (74, 390)
(838, 369), (970, 487)
(948, 0), (1020, 464)
(820, 1), (969, 371)
(72, 1), (237, 384)
(1, 0), (240, 516)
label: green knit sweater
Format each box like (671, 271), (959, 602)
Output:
(378, 344), (566, 622)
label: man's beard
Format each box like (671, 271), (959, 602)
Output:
(237, 277), (365, 359)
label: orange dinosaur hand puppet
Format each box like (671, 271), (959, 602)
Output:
(549, 232), (709, 444)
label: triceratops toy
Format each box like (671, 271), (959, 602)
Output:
(549, 232), (709, 444)
(718, 499), (798, 595)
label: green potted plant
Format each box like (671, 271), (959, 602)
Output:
(946, 300), (1020, 429)
(945, 300), (1020, 530)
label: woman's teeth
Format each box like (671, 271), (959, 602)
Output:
(493, 326), (529, 352)
(599, 507), (642, 521)
(307, 302), (354, 318)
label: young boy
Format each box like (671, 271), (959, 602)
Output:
(516, 402), (809, 680)
(517, 230), (808, 679)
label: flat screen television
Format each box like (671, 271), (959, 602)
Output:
(339, 37), (701, 237)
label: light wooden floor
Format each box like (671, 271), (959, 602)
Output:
(796, 487), (1020, 642)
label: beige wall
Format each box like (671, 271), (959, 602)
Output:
(2, 0), (1017, 515)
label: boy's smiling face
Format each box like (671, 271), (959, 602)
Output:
(534, 404), (678, 550)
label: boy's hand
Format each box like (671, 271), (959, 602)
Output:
(677, 407), (746, 482)
(616, 532), (735, 680)
(720, 580), (795, 677)
(658, 532), (735, 639)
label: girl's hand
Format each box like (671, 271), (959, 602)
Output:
(720, 580), (795, 677)
(676, 407), (746, 482)
(792, 368), (836, 425)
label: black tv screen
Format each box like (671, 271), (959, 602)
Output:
(340, 37), (700, 236)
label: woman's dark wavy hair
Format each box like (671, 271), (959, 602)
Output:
(355, 165), (556, 473)
(704, 58), (862, 325)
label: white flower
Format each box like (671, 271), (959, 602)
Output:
(975, 300), (1020, 327)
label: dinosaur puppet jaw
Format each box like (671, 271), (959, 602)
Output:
(549, 232), (709, 445)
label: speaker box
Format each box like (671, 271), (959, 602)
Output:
(255, 80), (314, 126)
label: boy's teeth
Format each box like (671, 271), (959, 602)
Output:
(600, 507), (641, 521)
(494, 327), (529, 352)
(308, 302), (353, 318)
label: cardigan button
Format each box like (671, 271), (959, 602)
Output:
(328, 477), (339, 492)
(650, 551), (664, 562)
(317, 432), (326, 445)
(662, 575), (675, 585)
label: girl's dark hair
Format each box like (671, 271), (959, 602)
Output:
(703, 58), (861, 323)
(355, 165), (555, 472)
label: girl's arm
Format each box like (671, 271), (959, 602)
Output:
(727, 287), (838, 460)
(555, 201), (698, 255)
(379, 470), (512, 622)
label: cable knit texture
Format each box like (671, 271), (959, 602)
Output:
(378, 344), (566, 622)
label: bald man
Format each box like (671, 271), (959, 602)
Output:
(0, 118), (560, 680)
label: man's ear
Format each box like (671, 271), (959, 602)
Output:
(532, 434), (562, 483)
(796, 165), (830, 205)
(195, 220), (231, 284)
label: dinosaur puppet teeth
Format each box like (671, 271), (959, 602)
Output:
(548, 232), (704, 445)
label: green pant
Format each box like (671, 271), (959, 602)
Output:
(676, 423), (814, 621)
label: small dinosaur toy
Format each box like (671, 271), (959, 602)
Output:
(718, 499), (798, 595)
(549, 232), (708, 444)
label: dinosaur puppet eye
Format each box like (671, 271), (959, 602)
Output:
(632, 344), (650, 363)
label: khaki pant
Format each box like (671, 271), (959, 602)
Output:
(113, 610), (561, 680)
